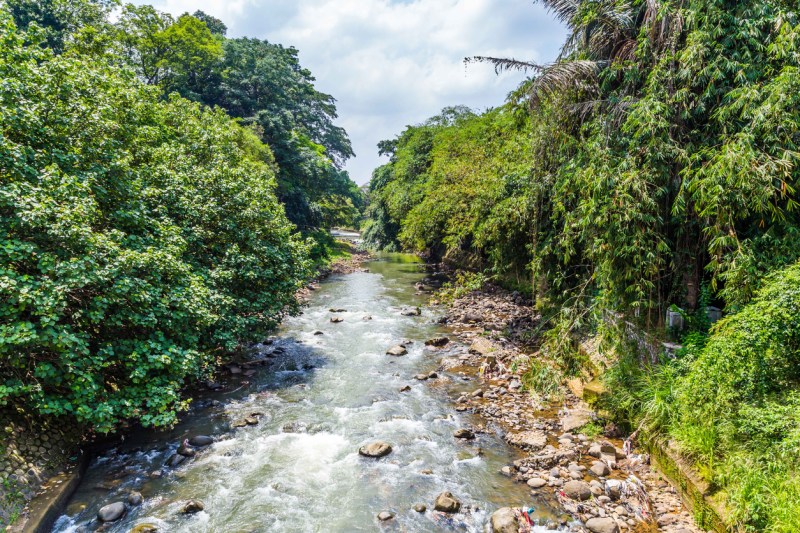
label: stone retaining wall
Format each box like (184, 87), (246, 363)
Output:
(0, 410), (83, 528)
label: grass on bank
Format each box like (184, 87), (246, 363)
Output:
(601, 260), (800, 532)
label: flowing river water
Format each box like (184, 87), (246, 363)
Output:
(54, 255), (558, 532)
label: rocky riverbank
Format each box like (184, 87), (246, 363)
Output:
(423, 278), (703, 533)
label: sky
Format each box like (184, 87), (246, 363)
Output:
(137, 0), (566, 184)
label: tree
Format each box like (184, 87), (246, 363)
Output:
(192, 10), (226, 36)
(0, 10), (309, 432)
(5, 0), (115, 52)
(114, 5), (222, 96)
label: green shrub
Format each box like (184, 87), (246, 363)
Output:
(434, 270), (491, 303)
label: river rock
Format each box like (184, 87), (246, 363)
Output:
(463, 311), (482, 323)
(425, 337), (450, 347)
(563, 480), (592, 501)
(585, 517), (619, 533)
(415, 373), (430, 380)
(491, 507), (520, 533)
(313, 330), (324, 335)
(330, 317), (344, 323)
(188, 435), (214, 447)
(181, 500), (204, 514)
(386, 345), (408, 356)
(591, 461), (610, 477)
(505, 430), (546, 451)
(400, 385), (412, 392)
(165, 454), (186, 468)
(454, 429), (475, 440)
(527, 477), (547, 489)
(434, 491), (461, 513)
(377, 511), (394, 521)
(401, 307), (421, 316)
(127, 491), (143, 506)
(469, 338), (495, 355)
(177, 444), (196, 457)
(330, 308), (347, 313)
(359, 441), (393, 458)
(97, 502), (126, 522)
(414, 504), (426, 513)
(560, 409), (593, 432)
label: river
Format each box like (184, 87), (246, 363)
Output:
(53, 255), (556, 532)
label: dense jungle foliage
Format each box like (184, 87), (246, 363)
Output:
(0, 0), (360, 432)
(364, 0), (800, 530)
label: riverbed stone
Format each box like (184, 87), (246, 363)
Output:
(490, 507), (520, 533)
(434, 491), (461, 513)
(401, 307), (421, 316)
(165, 454), (185, 468)
(560, 409), (594, 432)
(97, 502), (126, 522)
(591, 461), (610, 477)
(188, 435), (214, 447)
(563, 480), (592, 501)
(181, 500), (204, 514)
(527, 477), (547, 489)
(330, 317), (344, 323)
(377, 511), (394, 521)
(359, 441), (393, 458)
(469, 337), (495, 355)
(505, 430), (546, 451)
(177, 444), (196, 457)
(127, 491), (143, 506)
(585, 517), (619, 533)
(414, 504), (426, 513)
(425, 337), (450, 347)
(386, 345), (408, 356)
(454, 429), (475, 440)
(400, 385), (411, 392)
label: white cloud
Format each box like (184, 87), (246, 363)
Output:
(137, 0), (565, 183)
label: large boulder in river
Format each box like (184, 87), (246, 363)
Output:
(491, 508), (520, 533)
(563, 480), (592, 501)
(165, 453), (186, 468)
(188, 435), (214, 447)
(434, 491), (461, 513)
(180, 500), (205, 514)
(127, 491), (143, 506)
(425, 337), (450, 347)
(386, 345), (408, 356)
(453, 429), (475, 440)
(585, 517), (620, 533)
(97, 502), (126, 522)
(359, 441), (393, 458)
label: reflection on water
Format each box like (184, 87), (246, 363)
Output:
(53, 254), (552, 532)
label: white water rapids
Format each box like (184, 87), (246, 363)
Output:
(54, 255), (554, 532)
